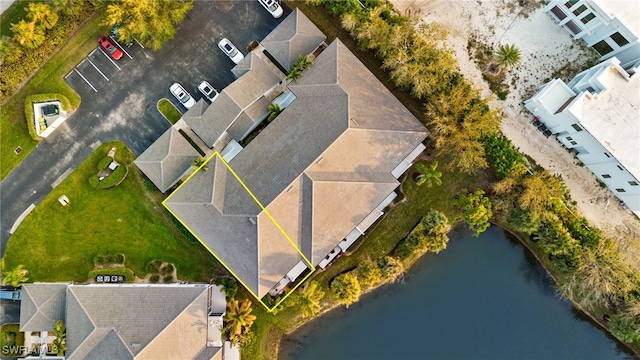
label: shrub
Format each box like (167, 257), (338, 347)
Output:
(145, 259), (163, 273)
(170, 214), (199, 244)
(160, 263), (175, 275)
(217, 277), (238, 301)
(149, 275), (160, 284)
(162, 275), (173, 284)
(93, 253), (124, 265)
(482, 133), (527, 179)
(97, 156), (114, 171)
(143, 177), (158, 192)
(24, 93), (72, 140)
(609, 314), (640, 343)
(394, 234), (427, 260)
(331, 272), (361, 306)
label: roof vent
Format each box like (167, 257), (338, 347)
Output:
(248, 217), (257, 225)
(350, 118), (359, 126)
(316, 156), (324, 164)
(286, 185), (294, 192)
(131, 343), (141, 350)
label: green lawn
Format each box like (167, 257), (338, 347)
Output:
(3, 141), (224, 283)
(157, 99), (182, 124)
(0, 12), (109, 181)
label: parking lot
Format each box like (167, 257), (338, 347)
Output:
(65, 1), (288, 115)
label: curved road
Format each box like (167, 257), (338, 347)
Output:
(0, 1), (286, 256)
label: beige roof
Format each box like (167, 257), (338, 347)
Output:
(166, 39), (428, 298)
(134, 127), (200, 192)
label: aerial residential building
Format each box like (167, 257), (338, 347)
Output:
(544, 0), (640, 69)
(18, 283), (232, 360)
(143, 10), (429, 307)
(525, 57), (640, 216)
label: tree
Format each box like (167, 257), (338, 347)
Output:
(495, 44), (521, 69)
(355, 259), (382, 288)
(103, 0), (194, 51)
(453, 189), (492, 236)
(377, 256), (404, 282)
(267, 103), (282, 122)
(287, 281), (325, 319)
(193, 157), (208, 171)
(330, 272), (361, 307)
(295, 55), (313, 71)
(11, 20), (45, 49)
(223, 298), (257, 345)
(286, 68), (302, 82)
(414, 161), (442, 187)
(52, 320), (67, 356)
(1, 263), (29, 287)
(27, 3), (59, 30)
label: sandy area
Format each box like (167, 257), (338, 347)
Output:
(391, 0), (640, 269)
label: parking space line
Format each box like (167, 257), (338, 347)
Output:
(110, 35), (133, 59)
(64, 71), (73, 78)
(74, 68), (97, 92)
(89, 48), (97, 57)
(99, 48), (121, 70)
(88, 59), (109, 81)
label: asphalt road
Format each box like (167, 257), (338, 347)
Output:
(0, 1), (289, 256)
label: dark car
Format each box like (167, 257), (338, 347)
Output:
(98, 36), (123, 60)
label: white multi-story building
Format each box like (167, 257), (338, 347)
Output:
(544, 0), (640, 69)
(525, 57), (640, 216)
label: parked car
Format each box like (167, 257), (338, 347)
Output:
(198, 81), (220, 103)
(257, 0), (283, 18)
(98, 36), (123, 60)
(0, 289), (21, 301)
(169, 83), (196, 109)
(218, 38), (245, 64)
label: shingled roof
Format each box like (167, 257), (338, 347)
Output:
(134, 127), (200, 193)
(19, 283), (68, 332)
(261, 8), (326, 70)
(165, 38), (428, 299)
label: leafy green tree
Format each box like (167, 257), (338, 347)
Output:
(331, 272), (361, 307)
(223, 298), (257, 345)
(287, 281), (325, 318)
(495, 44), (521, 69)
(52, 320), (67, 356)
(11, 20), (45, 49)
(421, 209), (449, 235)
(103, 0), (193, 51)
(1, 263), (29, 287)
(267, 103), (282, 122)
(414, 161), (442, 187)
(355, 259), (382, 288)
(609, 314), (640, 343)
(377, 256), (404, 282)
(394, 233), (427, 260)
(453, 189), (492, 236)
(482, 133), (527, 179)
(27, 3), (59, 30)
(216, 277), (238, 301)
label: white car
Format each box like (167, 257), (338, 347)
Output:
(169, 82), (196, 109)
(258, 0), (283, 18)
(218, 38), (245, 64)
(198, 81), (219, 103)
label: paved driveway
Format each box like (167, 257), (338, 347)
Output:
(0, 2), (289, 255)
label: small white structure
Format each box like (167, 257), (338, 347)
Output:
(33, 101), (67, 138)
(544, 0), (640, 69)
(525, 56), (640, 216)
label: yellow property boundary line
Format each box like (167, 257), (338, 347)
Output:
(162, 152), (315, 311)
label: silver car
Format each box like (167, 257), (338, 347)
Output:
(169, 82), (196, 109)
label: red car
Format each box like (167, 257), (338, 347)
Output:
(98, 36), (123, 60)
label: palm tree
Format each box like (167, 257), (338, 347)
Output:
(287, 281), (325, 318)
(267, 103), (282, 122)
(414, 161), (442, 187)
(223, 298), (257, 344)
(11, 20), (44, 49)
(27, 3), (59, 30)
(286, 68), (302, 82)
(192, 157), (208, 171)
(495, 44), (521, 69)
(296, 55), (313, 70)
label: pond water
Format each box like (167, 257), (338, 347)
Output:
(279, 226), (634, 360)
